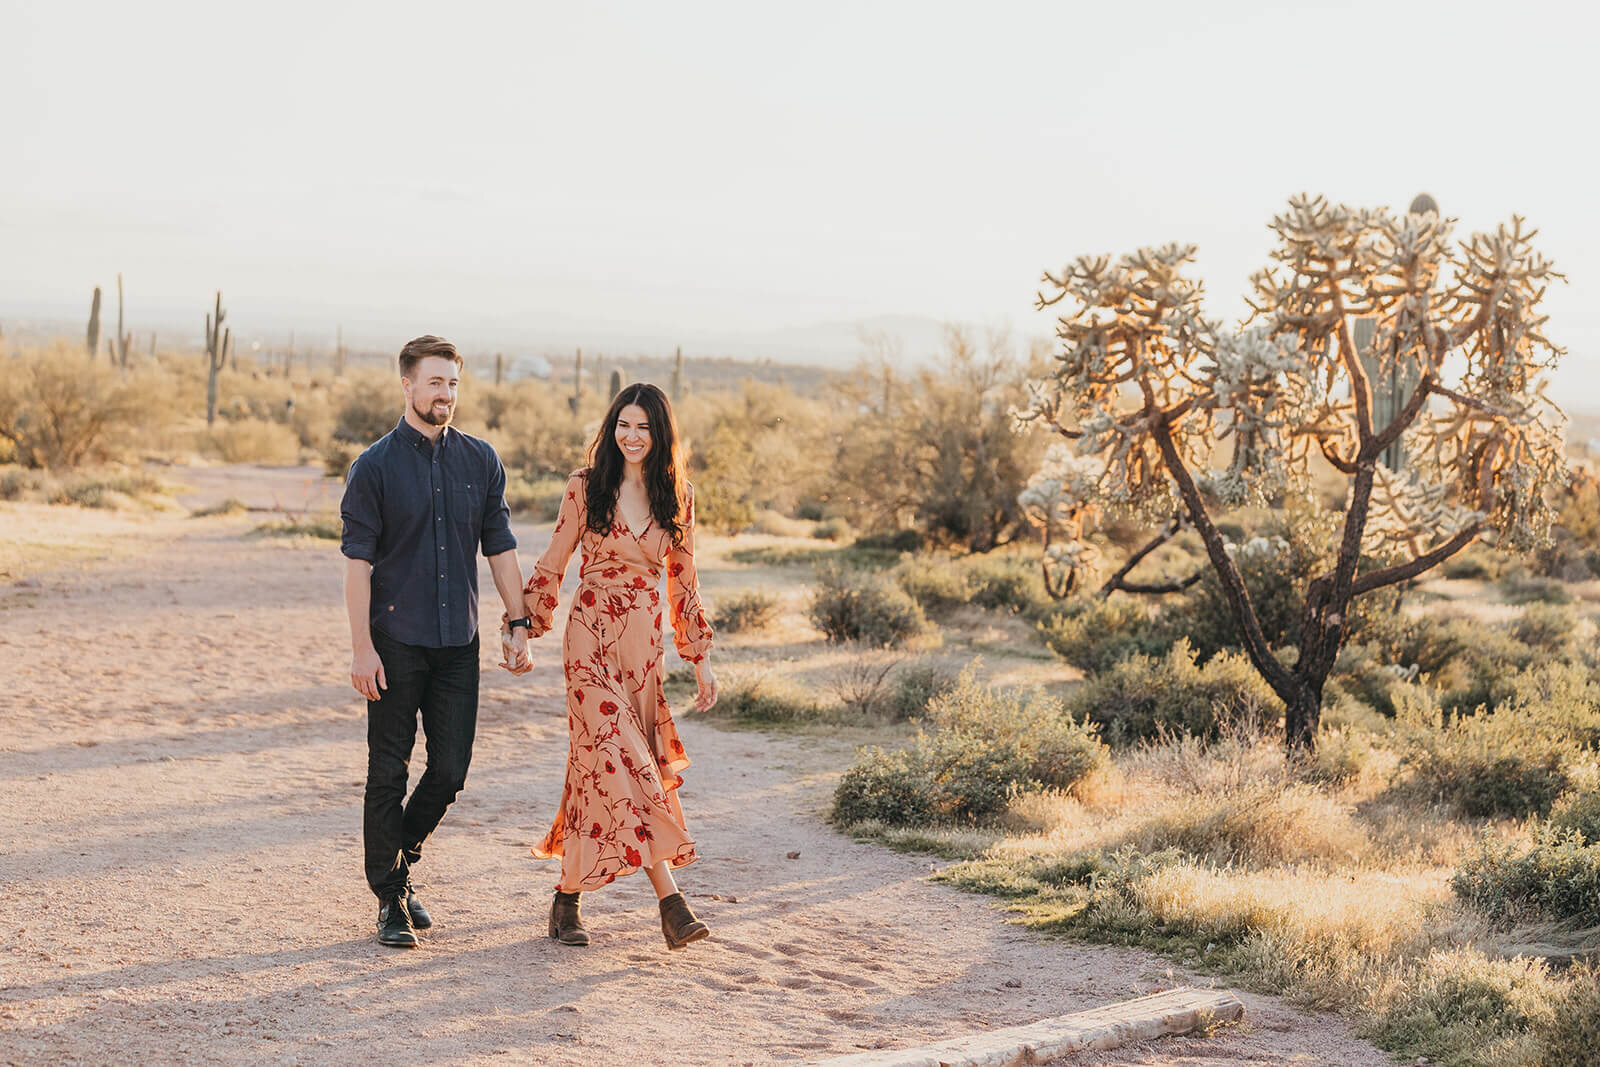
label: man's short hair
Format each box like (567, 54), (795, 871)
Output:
(398, 336), (463, 378)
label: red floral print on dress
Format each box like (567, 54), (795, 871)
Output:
(521, 470), (713, 892)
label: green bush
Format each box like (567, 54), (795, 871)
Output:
(503, 475), (568, 521)
(1499, 570), (1574, 606)
(894, 557), (975, 617)
(925, 673), (1109, 792)
(204, 418), (302, 464)
(1066, 641), (1282, 744)
(1039, 596), (1169, 674)
(1452, 826), (1600, 926)
(711, 673), (825, 724)
(808, 562), (926, 647)
(854, 529), (924, 553)
(1510, 603), (1578, 656)
(333, 382), (396, 445)
(1539, 963), (1600, 1067)
(812, 517), (852, 541)
(1550, 791), (1600, 845)
(961, 554), (1051, 617)
(832, 673), (1108, 826)
(832, 747), (936, 826)
(1408, 710), (1577, 819)
(1156, 507), (1337, 662)
(892, 660), (960, 720)
(712, 590), (781, 634)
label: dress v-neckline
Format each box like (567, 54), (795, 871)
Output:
(617, 508), (651, 538)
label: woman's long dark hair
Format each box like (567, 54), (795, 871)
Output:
(585, 383), (689, 546)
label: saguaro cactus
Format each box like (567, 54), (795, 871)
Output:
(671, 346), (684, 402)
(110, 274), (132, 370)
(609, 367), (627, 399)
(86, 287), (102, 360)
(494, 352), (505, 386)
(205, 290), (230, 426)
(335, 325), (346, 377)
(569, 348), (584, 414)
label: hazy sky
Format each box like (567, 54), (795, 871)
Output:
(5, 1), (1597, 396)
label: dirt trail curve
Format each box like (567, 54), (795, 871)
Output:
(0, 471), (1390, 1065)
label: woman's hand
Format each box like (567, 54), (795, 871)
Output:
(692, 660), (718, 713)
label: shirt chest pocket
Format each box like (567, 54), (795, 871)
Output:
(451, 480), (482, 524)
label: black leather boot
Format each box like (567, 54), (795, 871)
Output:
(405, 882), (433, 930)
(549, 890), (590, 947)
(658, 892), (709, 950)
(377, 892), (418, 948)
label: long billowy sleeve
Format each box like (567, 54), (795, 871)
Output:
(666, 484), (714, 663)
(522, 471), (587, 637)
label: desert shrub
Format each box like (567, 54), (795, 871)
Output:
(924, 673), (1108, 793)
(503, 475), (568, 520)
(1371, 948), (1553, 1062)
(892, 659), (960, 720)
(854, 529), (925, 553)
(678, 383), (834, 532)
(1499, 570), (1573, 606)
(833, 673), (1108, 826)
(203, 418), (302, 464)
(894, 556), (975, 617)
(1122, 777), (1366, 869)
(1407, 709), (1578, 818)
(961, 554), (1051, 617)
(1482, 662), (1600, 749)
(493, 385), (597, 480)
(0, 350), (152, 468)
(1452, 826), (1600, 926)
(710, 673), (825, 724)
(832, 747), (936, 826)
(1550, 791), (1600, 846)
(1066, 641), (1282, 744)
(1441, 548), (1504, 580)
(711, 590), (780, 634)
(825, 652), (904, 719)
(251, 517), (342, 540)
(808, 562), (926, 647)
(323, 440), (360, 479)
(1539, 963), (1600, 1067)
(332, 381), (395, 445)
(1307, 727), (1383, 787)
(748, 509), (812, 537)
(1038, 595), (1169, 674)
(1326, 642), (1415, 719)
(812, 517), (852, 541)
(1156, 506), (1337, 662)
(1510, 603), (1578, 655)
(190, 497), (248, 518)
(0, 468), (43, 499)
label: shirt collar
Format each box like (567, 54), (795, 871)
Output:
(395, 416), (449, 452)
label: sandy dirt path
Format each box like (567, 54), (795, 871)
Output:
(0, 468), (1392, 1065)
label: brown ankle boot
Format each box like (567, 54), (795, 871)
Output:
(658, 892), (710, 950)
(549, 890), (590, 946)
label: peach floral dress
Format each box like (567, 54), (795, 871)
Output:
(522, 469), (714, 892)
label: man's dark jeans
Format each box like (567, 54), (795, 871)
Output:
(364, 630), (479, 900)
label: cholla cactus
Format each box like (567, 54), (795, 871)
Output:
(1022, 194), (1569, 754)
(1018, 445), (1105, 596)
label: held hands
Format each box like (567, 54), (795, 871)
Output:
(692, 660), (718, 713)
(500, 622), (533, 675)
(350, 645), (386, 701)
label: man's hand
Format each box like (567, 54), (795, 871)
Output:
(351, 645), (386, 701)
(692, 661), (718, 713)
(500, 625), (533, 675)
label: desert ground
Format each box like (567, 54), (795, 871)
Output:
(0, 463), (1393, 1065)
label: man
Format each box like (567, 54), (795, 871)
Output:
(340, 335), (532, 948)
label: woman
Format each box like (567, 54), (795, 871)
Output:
(509, 383), (718, 950)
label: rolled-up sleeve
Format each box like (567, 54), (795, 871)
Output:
(480, 450), (517, 557)
(339, 454), (381, 562)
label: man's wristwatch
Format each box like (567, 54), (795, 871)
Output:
(507, 617), (532, 632)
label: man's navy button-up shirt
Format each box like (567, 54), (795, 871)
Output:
(339, 417), (517, 648)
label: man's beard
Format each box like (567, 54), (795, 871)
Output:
(413, 398), (453, 427)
